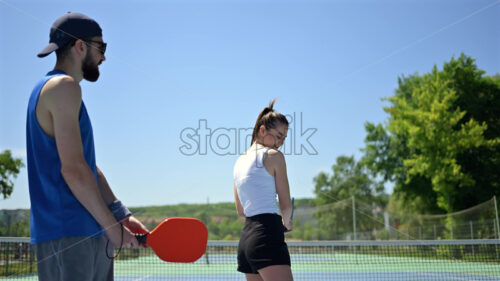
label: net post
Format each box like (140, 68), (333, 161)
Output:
(496, 224), (499, 259)
(352, 196), (357, 240)
(29, 244), (34, 274)
(494, 196), (500, 239)
(4, 241), (9, 276)
(205, 197), (210, 265)
(470, 221), (476, 261)
(470, 221), (474, 239)
(494, 196), (500, 259)
(450, 220), (453, 240)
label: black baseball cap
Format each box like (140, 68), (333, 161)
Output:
(38, 12), (102, 58)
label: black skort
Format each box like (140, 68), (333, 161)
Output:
(237, 213), (291, 274)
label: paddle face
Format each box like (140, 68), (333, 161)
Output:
(138, 217), (208, 263)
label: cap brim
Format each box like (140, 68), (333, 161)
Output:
(37, 42), (59, 58)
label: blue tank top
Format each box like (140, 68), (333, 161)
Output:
(26, 70), (103, 244)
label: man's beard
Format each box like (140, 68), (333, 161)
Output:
(82, 54), (100, 82)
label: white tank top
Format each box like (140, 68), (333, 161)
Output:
(233, 144), (279, 217)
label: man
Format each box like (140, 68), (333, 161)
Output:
(26, 12), (148, 281)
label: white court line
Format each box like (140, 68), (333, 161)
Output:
(132, 275), (152, 281)
(420, 272), (499, 281)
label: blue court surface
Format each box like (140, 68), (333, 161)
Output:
(115, 272), (500, 281)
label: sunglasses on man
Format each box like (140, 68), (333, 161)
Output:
(84, 39), (107, 55)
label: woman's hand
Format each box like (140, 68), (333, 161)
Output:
(283, 218), (293, 233)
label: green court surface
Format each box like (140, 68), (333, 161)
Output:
(2, 239), (500, 280)
(112, 253), (500, 279)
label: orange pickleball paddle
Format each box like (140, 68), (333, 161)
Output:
(135, 217), (208, 263)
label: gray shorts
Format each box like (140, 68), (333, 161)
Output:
(33, 236), (113, 281)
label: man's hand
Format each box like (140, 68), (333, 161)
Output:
(121, 216), (149, 248)
(106, 223), (139, 248)
(122, 216), (149, 234)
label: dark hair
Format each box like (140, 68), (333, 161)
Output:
(250, 99), (289, 145)
(55, 37), (95, 61)
(55, 39), (77, 61)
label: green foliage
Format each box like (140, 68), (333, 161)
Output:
(314, 155), (385, 204)
(1, 200), (326, 241)
(130, 202), (244, 240)
(0, 210), (30, 237)
(0, 150), (24, 199)
(313, 155), (387, 239)
(362, 54), (500, 214)
(130, 199), (328, 241)
(389, 68), (488, 211)
(0, 261), (37, 277)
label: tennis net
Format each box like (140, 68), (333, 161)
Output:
(1, 238), (499, 280)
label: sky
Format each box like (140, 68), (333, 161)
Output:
(1, 0), (499, 209)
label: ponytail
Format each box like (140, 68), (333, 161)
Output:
(250, 99), (288, 145)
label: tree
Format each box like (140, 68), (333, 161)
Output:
(362, 54), (500, 214)
(0, 150), (24, 199)
(313, 155), (386, 239)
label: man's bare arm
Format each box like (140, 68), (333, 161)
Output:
(44, 76), (136, 247)
(96, 166), (149, 234)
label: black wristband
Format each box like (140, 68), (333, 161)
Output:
(108, 200), (132, 221)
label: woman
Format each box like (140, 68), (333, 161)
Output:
(233, 99), (294, 281)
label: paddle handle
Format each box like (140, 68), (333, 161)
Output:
(135, 233), (148, 245)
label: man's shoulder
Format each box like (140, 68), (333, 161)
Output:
(44, 75), (80, 93)
(42, 75), (82, 101)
